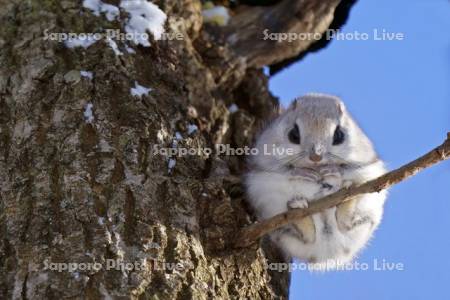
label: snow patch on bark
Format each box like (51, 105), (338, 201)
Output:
(228, 103), (239, 113)
(83, 0), (119, 21)
(130, 81), (152, 97)
(120, 0), (167, 46)
(187, 124), (198, 134)
(82, 0), (166, 47)
(98, 217), (105, 225)
(80, 70), (93, 79)
(106, 38), (123, 56)
(84, 103), (94, 123)
(64, 36), (97, 48)
(125, 44), (136, 53)
(168, 159), (176, 172)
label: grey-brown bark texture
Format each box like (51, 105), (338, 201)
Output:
(0, 0), (350, 299)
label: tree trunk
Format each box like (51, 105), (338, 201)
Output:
(0, 0), (351, 298)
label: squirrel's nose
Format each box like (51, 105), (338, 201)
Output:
(309, 145), (324, 162)
(309, 152), (323, 162)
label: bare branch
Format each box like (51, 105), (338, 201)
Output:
(235, 132), (450, 248)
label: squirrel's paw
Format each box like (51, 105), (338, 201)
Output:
(338, 215), (372, 232)
(337, 216), (353, 232)
(343, 180), (353, 188)
(287, 196), (309, 209)
(318, 165), (340, 178)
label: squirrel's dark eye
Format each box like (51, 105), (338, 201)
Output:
(333, 125), (345, 145)
(288, 124), (301, 144)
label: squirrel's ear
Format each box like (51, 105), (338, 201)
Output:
(337, 100), (345, 115)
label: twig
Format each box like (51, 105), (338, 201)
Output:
(235, 132), (450, 248)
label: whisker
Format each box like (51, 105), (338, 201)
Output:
(327, 153), (363, 169)
(265, 151), (307, 172)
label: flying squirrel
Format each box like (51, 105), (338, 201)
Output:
(245, 93), (387, 269)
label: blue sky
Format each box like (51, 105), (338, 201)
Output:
(268, 0), (450, 299)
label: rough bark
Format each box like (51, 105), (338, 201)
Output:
(0, 0), (352, 298)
